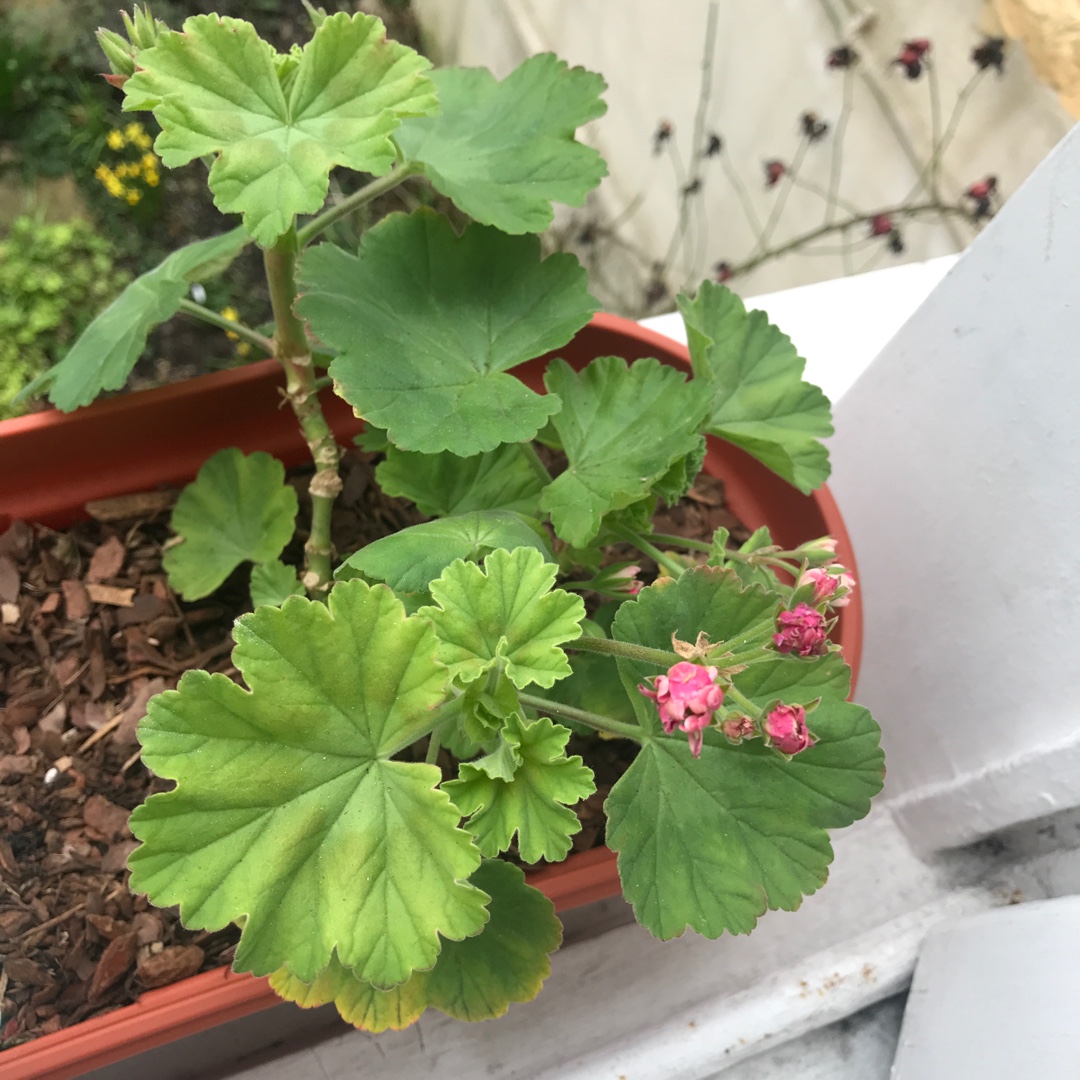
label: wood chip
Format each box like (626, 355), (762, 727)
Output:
(0, 909), (35, 939)
(86, 913), (129, 941)
(86, 536), (126, 583)
(38, 592), (60, 614)
(85, 584), (135, 607)
(85, 490), (176, 522)
(135, 944), (204, 990)
(87, 932), (136, 1004)
(116, 592), (166, 627)
(113, 677), (166, 748)
(1, 603), (20, 626)
(0, 555), (19, 603)
(3, 957), (50, 987)
(0, 755), (37, 780)
(82, 795), (131, 842)
(61, 580), (92, 621)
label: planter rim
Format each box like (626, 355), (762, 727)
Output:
(0, 311), (860, 1078)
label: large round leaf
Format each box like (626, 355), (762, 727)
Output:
(123, 13), (437, 245)
(162, 448), (298, 601)
(395, 55), (607, 234)
(128, 581), (489, 988)
(606, 568), (884, 939)
(298, 210), (597, 455)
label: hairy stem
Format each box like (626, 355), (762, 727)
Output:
(569, 634), (679, 668)
(296, 163), (421, 247)
(264, 225), (342, 594)
(725, 684), (764, 718)
(520, 441), (553, 485)
(649, 532), (714, 554)
(519, 692), (646, 741)
(177, 299), (275, 353)
(616, 527), (688, 579)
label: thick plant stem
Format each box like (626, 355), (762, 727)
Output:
(264, 226), (342, 594)
(519, 692), (645, 742)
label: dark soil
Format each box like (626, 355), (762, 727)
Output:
(0, 458), (748, 1048)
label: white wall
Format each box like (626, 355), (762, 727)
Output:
(413, 0), (1072, 309)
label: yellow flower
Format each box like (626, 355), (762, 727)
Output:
(125, 188), (142, 205)
(140, 152), (159, 170)
(106, 129), (125, 151)
(104, 174), (124, 198)
(236, 342), (252, 357)
(221, 306), (241, 340)
(94, 163), (113, 183)
(144, 168), (160, 187)
(115, 162), (132, 178)
(124, 122), (145, 141)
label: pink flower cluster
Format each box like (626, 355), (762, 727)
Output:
(763, 703), (815, 755)
(773, 603), (828, 657)
(639, 661), (723, 758)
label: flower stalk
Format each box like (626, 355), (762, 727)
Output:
(518, 692), (645, 742)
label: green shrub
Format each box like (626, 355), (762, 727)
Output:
(0, 215), (130, 417)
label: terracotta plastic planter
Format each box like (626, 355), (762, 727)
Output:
(0, 312), (860, 1079)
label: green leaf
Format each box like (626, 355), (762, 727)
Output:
(338, 511), (552, 594)
(298, 211), (597, 454)
(446, 715), (594, 863)
(653, 438), (708, 507)
(456, 670), (521, 749)
(678, 282), (833, 494)
(377, 443), (545, 518)
(395, 55), (607, 234)
(607, 568), (883, 939)
(128, 581), (489, 987)
(539, 357), (710, 548)
(162, 449), (298, 601)
(418, 547), (585, 690)
(123, 13), (438, 245)
(269, 860), (561, 1030)
(23, 228), (248, 411)
(250, 561), (304, 608)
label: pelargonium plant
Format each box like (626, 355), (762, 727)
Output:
(24, 6), (884, 1031)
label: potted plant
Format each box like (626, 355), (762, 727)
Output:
(0, 6), (882, 1075)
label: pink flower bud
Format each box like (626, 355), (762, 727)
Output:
(610, 564), (643, 596)
(763, 703), (815, 755)
(798, 567), (857, 608)
(721, 715), (757, 744)
(773, 603), (828, 657)
(639, 661), (724, 758)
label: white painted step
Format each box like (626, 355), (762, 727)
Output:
(891, 897), (1080, 1078)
